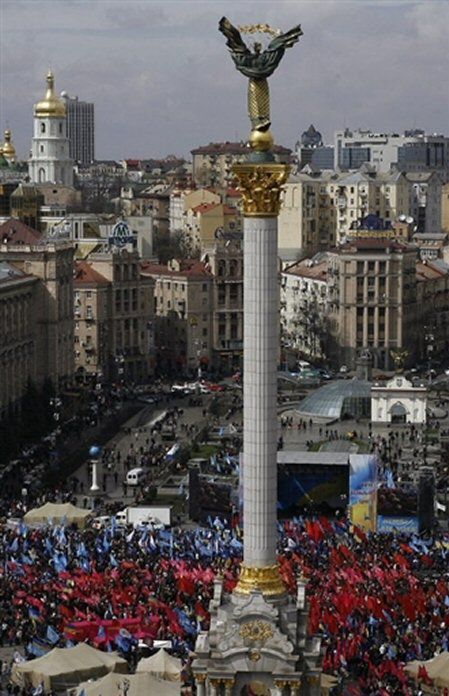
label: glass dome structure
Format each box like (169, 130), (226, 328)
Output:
(297, 378), (372, 420)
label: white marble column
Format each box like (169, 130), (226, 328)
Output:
(90, 459), (99, 492)
(243, 216), (278, 568)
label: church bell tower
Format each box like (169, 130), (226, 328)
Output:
(28, 71), (74, 187)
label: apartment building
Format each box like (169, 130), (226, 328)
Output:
(334, 128), (449, 180)
(204, 240), (243, 373)
(279, 169), (413, 253)
(141, 259), (213, 374)
(280, 254), (330, 363)
(74, 250), (154, 382)
(281, 209), (449, 371)
(142, 239), (244, 374)
(0, 262), (40, 417)
(0, 218), (74, 390)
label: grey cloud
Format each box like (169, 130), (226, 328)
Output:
(2, 0), (448, 160)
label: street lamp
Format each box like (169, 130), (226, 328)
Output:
(89, 444), (101, 493)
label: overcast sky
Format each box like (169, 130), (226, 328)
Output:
(1, 0), (448, 160)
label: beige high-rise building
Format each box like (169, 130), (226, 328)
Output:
(0, 218), (74, 395)
(74, 249), (154, 382)
(333, 237), (419, 370)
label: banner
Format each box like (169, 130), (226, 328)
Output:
(377, 515), (419, 533)
(349, 454), (378, 533)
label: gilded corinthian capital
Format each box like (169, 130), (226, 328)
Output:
(233, 162), (290, 218)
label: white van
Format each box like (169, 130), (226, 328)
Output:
(126, 468), (146, 486)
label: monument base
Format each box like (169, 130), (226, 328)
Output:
(192, 579), (322, 695)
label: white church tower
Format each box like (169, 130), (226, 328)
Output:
(29, 71), (74, 187)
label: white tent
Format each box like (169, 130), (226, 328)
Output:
(11, 643), (127, 691)
(24, 502), (92, 528)
(405, 652), (449, 690)
(72, 671), (180, 696)
(136, 648), (182, 681)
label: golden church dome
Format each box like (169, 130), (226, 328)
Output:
(2, 128), (16, 161)
(35, 71), (66, 118)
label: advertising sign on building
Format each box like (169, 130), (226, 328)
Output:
(108, 220), (134, 248)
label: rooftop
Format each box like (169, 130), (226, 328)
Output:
(0, 218), (43, 245)
(74, 261), (109, 286)
(191, 141), (291, 156)
(284, 257), (328, 281)
(141, 259), (212, 279)
(297, 378), (372, 421)
(0, 261), (32, 285)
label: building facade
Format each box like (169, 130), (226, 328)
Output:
(204, 239), (243, 372)
(0, 219), (74, 389)
(334, 128), (449, 180)
(61, 93), (95, 165)
(280, 254), (330, 363)
(29, 72), (74, 187)
(283, 233), (449, 372)
(0, 262), (40, 417)
(142, 240), (244, 374)
(74, 250), (154, 382)
(279, 169), (412, 254)
(405, 172), (442, 233)
(141, 259), (213, 375)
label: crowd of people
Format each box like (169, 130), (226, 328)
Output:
(0, 513), (448, 694)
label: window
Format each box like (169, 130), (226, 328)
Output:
(40, 145), (44, 153)
(218, 324), (226, 337)
(86, 291), (92, 299)
(202, 283), (208, 292)
(202, 327), (208, 337)
(40, 122), (45, 133)
(59, 123), (63, 134)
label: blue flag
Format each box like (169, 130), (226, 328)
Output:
(28, 606), (40, 620)
(9, 537), (19, 553)
(46, 626), (60, 645)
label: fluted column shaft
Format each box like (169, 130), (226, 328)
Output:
(243, 217), (278, 567)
